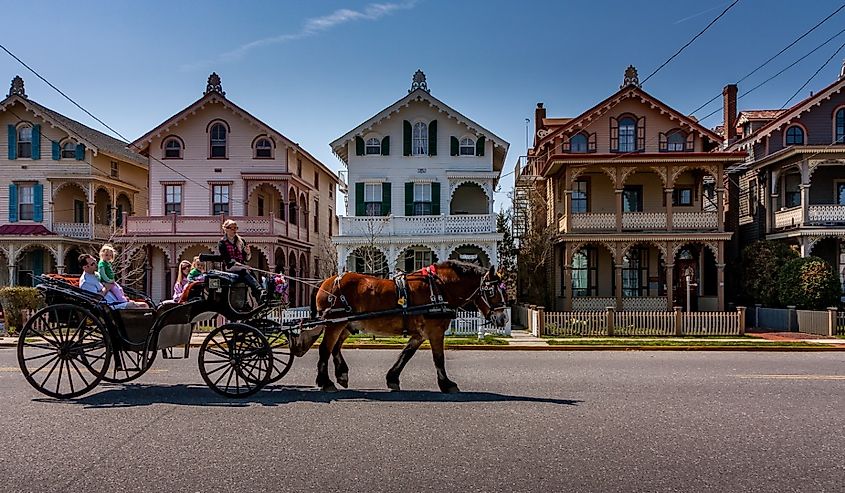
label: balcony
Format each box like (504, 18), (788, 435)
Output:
(53, 222), (114, 240)
(774, 204), (845, 229)
(562, 211), (718, 232)
(123, 215), (293, 237)
(339, 214), (496, 237)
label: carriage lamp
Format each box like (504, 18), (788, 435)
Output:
(208, 278), (220, 290)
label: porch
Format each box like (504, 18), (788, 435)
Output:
(770, 158), (845, 230)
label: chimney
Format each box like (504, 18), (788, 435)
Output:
(722, 84), (737, 143)
(534, 103), (546, 146)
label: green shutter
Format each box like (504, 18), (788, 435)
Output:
(75, 144), (85, 160)
(381, 182), (391, 215)
(355, 136), (365, 156)
(405, 182), (414, 215)
(31, 124), (41, 160)
(33, 183), (43, 222)
(381, 135), (390, 156)
(8, 125), (16, 160)
(8, 184), (18, 222)
(32, 249), (43, 282)
(355, 182), (365, 216)
(476, 136), (486, 156)
(428, 120), (437, 156)
(403, 121), (411, 156)
(450, 136), (459, 156)
(431, 182), (440, 215)
(52, 141), (60, 160)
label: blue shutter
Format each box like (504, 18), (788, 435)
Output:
(52, 141), (60, 160)
(8, 125), (16, 160)
(33, 183), (43, 222)
(75, 144), (85, 160)
(8, 184), (18, 222)
(31, 124), (41, 160)
(32, 249), (43, 280)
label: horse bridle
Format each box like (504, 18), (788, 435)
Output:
(475, 274), (508, 322)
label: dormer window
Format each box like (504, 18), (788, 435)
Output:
(254, 137), (272, 158)
(365, 137), (381, 155)
(569, 133), (588, 153)
(17, 124), (32, 158)
(667, 131), (686, 151)
(164, 137), (183, 159)
(835, 108), (844, 144)
(412, 122), (428, 156)
(61, 141), (76, 159)
(209, 122), (227, 158)
(459, 137), (475, 155)
(618, 117), (636, 152)
(785, 125), (804, 146)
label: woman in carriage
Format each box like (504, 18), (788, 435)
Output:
(217, 219), (263, 302)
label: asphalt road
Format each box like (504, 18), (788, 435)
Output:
(1, 348), (844, 492)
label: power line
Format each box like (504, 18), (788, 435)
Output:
(780, 39), (845, 108)
(641, 0), (741, 85)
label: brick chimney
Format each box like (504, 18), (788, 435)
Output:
(534, 103), (546, 147)
(723, 84), (737, 144)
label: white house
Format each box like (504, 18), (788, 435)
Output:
(330, 71), (509, 274)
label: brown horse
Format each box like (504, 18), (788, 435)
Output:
(289, 261), (508, 393)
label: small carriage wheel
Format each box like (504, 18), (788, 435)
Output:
(249, 318), (295, 384)
(17, 303), (112, 399)
(102, 345), (157, 384)
(198, 323), (272, 398)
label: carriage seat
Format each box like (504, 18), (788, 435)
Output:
(205, 270), (240, 284)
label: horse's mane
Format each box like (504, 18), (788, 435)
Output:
(436, 260), (487, 278)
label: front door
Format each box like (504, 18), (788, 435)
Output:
(674, 261), (698, 311)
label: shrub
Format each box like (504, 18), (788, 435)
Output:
(777, 257), (841, 310)
(0, 287), (45, 335)
(740, 240), (799, 306)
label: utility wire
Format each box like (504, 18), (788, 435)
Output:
(780, 39), (845, 108)
(641, 0), (741, 85)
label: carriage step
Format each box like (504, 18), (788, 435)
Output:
(161, 345), (190, 359)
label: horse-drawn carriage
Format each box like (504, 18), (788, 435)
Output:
(17, 257), (509, 399)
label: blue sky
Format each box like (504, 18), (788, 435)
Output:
(3, 0), (845, 211)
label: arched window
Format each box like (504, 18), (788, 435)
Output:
(618, 117), (636, 152)
(835, 108), (845, 144)
(412, 122), (428, 156)
(365, 137), (381, 155)
(254, 138), (272, 158)
(785, 125), (804, 146)
(61, 141), (76, 159)
(210, 123), (227, 158)
(667, 131), (686, 152)
(569, 133), (588, 153)
(17, 124), (32, 158)
(163, 138), (182, 159)
(459, 137), (475, 155)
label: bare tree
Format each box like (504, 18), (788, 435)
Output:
(512, 172), (556, 307)
(86, 232), (149, 291)
(313, 232), (338, 279)
(350, 217), (389, 277)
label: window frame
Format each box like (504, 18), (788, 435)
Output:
(412, 250), (432, 271)
(61, 140), (76, 159)
(364, 183), (383, 217)
(622, 247), (649, 297)
(413, 182), (433, 215)
(313, 198), (319, 232)
(164, 184), (183, 215)
(569, 133), (588, 153)
(618, 117), (637, 153)
(412, 121), (428, 156)
(571, 248), (598, 297)
(672, 187), (693, 207)
(209, 122), (228, 159)
(834, 107), (845, 144)
(784, 172), (801, 208)
(211, 184), (230, 215)
(254, 137), (273, 159)
(459, 137), (475, 156)
(365, 137), (381, 155)
(163, 137), (183, 159)
(622, 185), (643, 212)
(666, 131), (686, 152)
(17, 183), (34, 221)
(17, 124), (33, 159)
(571, 179), (589, 213)
(784, 125), (805, 146)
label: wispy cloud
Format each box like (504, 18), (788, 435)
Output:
(673, 2), (729, 24)
(183, 1), (416, 71)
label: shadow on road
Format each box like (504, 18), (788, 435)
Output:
(34, 383), (581, 409)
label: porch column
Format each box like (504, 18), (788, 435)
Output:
(716, 188), (725, 232)
(563, 190), (572, 233)
(800, 183), (811, 225)
(110, 187), (117, 232)
(87, 202), (95, 239)
(563, 243), (572, 311)
(665, 263), (674, 310)
(615, 189), (623, 232)
(768, 193), (779, 234)
(665, 188), (674, 231)
(614, 265), (623, 311)
(7, 257), (15, 287)
(717, 243), (726, 311)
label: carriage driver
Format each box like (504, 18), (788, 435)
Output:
(78, 254), (149, 309)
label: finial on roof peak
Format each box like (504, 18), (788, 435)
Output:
(840, 58), (845, 80)
(205, 72), (225, 96)
(9, 75), (26, 98)
(409, 69), (429, 93)
(621, 65), (641, 89)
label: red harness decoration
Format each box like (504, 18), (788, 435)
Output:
(419, 264), (437, 277)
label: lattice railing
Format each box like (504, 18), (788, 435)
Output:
(808, 204), (845, 223)
(622, 212), (666, 229)
(673, 212), (718, 229)
(774, 207), (803, 228)
(571, 213), (615, 230)
(53, 222), (90, 239)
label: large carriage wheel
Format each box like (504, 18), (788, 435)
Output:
(17, 303), (111, 399)
(249, 318), (295, 384)
(102, 345), (157, 384)
(198, 323), (272, 398)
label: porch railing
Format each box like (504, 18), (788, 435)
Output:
(339, 214), (496, 236)
(52, 222), (113, 240)
(124, 215), (293, 237)
(808, 204), (845, 223)
(529, 306), (745, 336)
(622, 212), (666, 229)
(672, 211), (718, 229)
(774, 206), (802, 228)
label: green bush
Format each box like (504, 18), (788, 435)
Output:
(777, 257), (841, 310)
(0, 287), (45, 336)
(740, 240), (799, 306)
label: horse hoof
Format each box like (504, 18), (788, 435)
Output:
(440, 385), (460, 394)
(387, 382), (401, 391)
(321, 383), (338, 392)
(336, 374), (349, 388)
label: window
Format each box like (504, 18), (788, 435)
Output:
(838, 183), (845, 206)
(622, 185), (643, 212)
(785, 126), (804, 145)
(278, 200), (286, 221)
(742, 122), (751, 138)
(836, 109), (845, 143)
(329, 186), (333, 199)
(571, 180), (589, 213)
(212, 184), (229, 215)
(314, 171), (319, 190)
(210, 123), (227, 158)
(164, 138), (182, 159)
(412, 122), (428, 156)
(110, 161), (119, 179)
(73, 199), (85, 223)
(164, 185), (182, 215)
(329, 208), (333, 236)
(17, 125), (32, 159)
(254, 138), (272, 158)
(571, 248), (598, 297)
(365, 138), (381, 155)
(61, 141), (76, 159)
(622, 248), (648, 297)
(314, 199), (319, 232)
(413, 182), (432, 215)
(569, 133), (588, 153)
(364, 183), (383, 216)
(748, 179), (758, 216)
(297, 158), (302, 176)
(412, 250), (432, 271)
(672, 187), (693, 206)
(784, 173), (801, 208)
(667, 131), (686, 152)
(18, 184), (34, 220)
(257, 195), (265, 216)
(618, 117), (636, 152)
(289, 201), (297, 225)
(459, 137), (475, 156)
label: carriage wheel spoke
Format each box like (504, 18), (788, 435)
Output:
(21, 343), (58, 354)
(204, 347), (230, 360)
(64, 360), (75, 395)
(54, 358), (66, 395)
(30, 353), (60, 376)
(67, 358), (91, 387)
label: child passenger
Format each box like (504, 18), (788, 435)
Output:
(187, 256), (206, 282)
(98, 244), (128, 303)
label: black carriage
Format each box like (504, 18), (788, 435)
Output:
(16, 254), (296, 399)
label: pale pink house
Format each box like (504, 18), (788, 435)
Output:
(117, 74), (339, 304)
